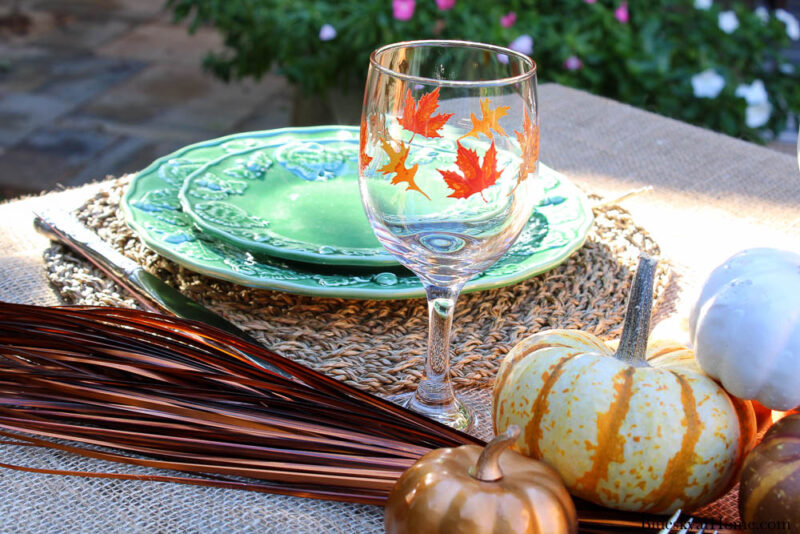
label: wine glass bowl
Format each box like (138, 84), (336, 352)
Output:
(359, 40), (539, 430)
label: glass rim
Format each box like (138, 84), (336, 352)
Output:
(369, 39), (537, 88)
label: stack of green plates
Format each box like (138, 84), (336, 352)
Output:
(122, 126), (593, 300)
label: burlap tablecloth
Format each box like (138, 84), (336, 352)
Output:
(1, 84), (799, 532)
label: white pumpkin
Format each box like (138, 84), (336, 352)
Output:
(690, 248), (800, 411)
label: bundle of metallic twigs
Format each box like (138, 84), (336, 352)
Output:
(0, 302), (481, 504)
(0, 302), (719, 531)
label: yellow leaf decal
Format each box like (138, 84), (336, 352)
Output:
(359, 118), (372, 172)
(379, 138), (430, 200)
(513, 109), (539, 190)
(460, 98), (510, 141)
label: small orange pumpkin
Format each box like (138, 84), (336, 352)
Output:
(751, 400), (774, 433)
(739, 412), (800, 533)
(493, 256), (758, 513)
(385, 426), (577, 534)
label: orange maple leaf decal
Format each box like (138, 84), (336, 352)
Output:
(379, 138), (430, 200)
(398, 87), (453, 138)
(513, 109), (539, 189)
(359, 118), (372, 171)
(460, 98), (510, 141)
(439, 141), (504, 201)
(369, 111), (389, 141)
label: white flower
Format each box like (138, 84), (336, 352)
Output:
(694, 0), (712, 10)
(319, 24), (337, 41)
(509, 34), (533, 56)
(735, 80), (771, 129)
(754, 6), (769, 23)
(735, 79), (768, 105)
(691, 69), (726, 99)
(780, 62), (795, 74)
(745, 102), (772, 128)
(718, 11), (740, 33)
(775, 8), (800, 40)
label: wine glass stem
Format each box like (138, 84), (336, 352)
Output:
(413, 283), (463, 409)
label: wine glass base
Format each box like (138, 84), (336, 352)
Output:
(390, 391), (475, 432)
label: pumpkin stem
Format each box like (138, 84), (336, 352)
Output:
(472, 425), (520, 482)
(615, 254), (658, 367)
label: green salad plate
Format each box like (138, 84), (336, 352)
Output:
(122, 126), (593, 300)
(178, 130), (394, 267)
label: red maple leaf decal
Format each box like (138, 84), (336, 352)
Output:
(398, 87), (453, 138)
(359, 118), (372, 172)
(513, 109), (539, 190)
(438, 141), (504, 201)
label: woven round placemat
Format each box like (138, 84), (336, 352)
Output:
(37, 176), (749, 525)
(43, 176), (675, 394)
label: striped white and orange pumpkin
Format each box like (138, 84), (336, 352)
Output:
(492, 257), (758, 514)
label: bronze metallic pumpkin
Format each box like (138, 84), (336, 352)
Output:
(385, 426), (577, 534)
(739, 412), (800, 533)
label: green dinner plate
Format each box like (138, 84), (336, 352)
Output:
(178, 129), (395, 267)
(122, 126), (593, 300)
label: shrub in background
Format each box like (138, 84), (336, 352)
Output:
(168, 0), (800, 142)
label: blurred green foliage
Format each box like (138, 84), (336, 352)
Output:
(167, 0), (800, 142)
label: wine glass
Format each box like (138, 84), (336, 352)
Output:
(359, 40), (540, 430)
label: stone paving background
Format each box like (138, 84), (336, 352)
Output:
(0, 0), (292, 198)
(0, 0), (798, 199)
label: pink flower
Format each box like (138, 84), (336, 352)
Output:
(564, 55), (583, 71)
(585, 0), (597, 3)
(500, 11), (517, 28)
(392, 0), (416, 21)
(614, 2), (629, 23)
(436, 0), (455, 10)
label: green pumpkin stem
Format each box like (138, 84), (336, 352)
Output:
(472, 425), (520, 482)
(615, 254), (658, 367)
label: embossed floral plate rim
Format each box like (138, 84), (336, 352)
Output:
(177, 131), (398, 267)
(122, 127), (594, 300)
